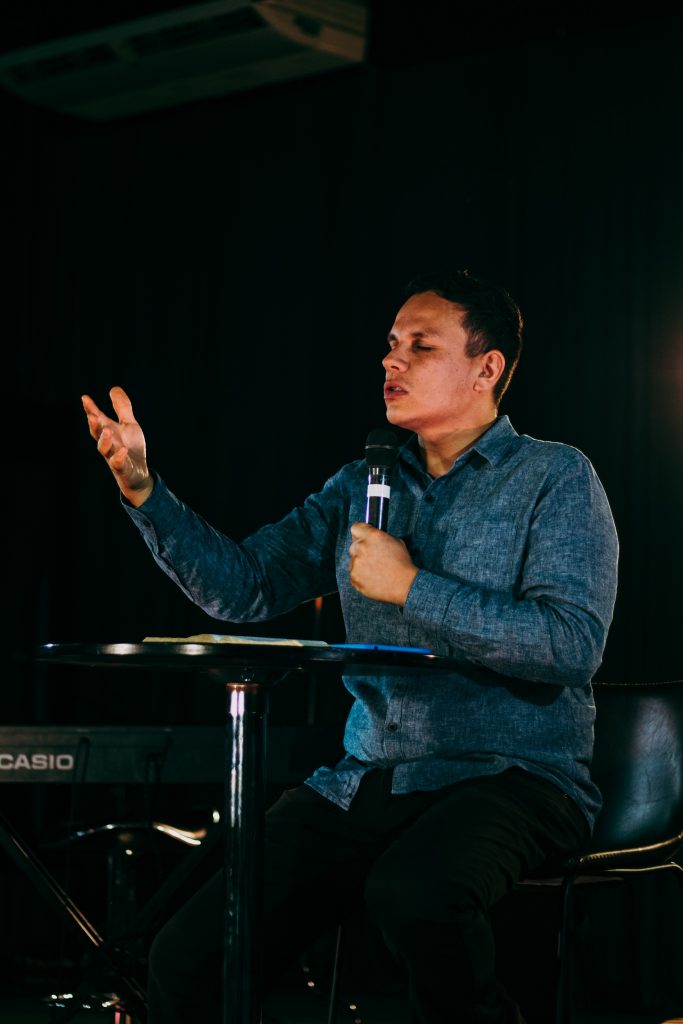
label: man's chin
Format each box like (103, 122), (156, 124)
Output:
(385, 405), (410, 428)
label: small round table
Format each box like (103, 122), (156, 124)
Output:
(36, 641), (457, 1024)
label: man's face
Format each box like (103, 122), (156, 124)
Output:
(383, 290), (491, 436)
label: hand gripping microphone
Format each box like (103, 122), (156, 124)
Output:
(364, 429), (399, 531)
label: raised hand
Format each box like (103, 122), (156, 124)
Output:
(81, 386), (154, 506)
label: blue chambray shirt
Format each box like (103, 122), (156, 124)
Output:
(125, 416), (619, 830)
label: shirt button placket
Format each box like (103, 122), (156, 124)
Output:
(384, 717), (401, 758)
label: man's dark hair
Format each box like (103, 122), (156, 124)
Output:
(404, 269), (523, 403)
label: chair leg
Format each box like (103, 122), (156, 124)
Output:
(326, 923), (344, 1024)
(555, 874), (576, 1024)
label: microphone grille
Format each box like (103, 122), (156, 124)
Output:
(365, 429), (399, 469)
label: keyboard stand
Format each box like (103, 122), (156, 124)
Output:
(0, 808), (148, 1022)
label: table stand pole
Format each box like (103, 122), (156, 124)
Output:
(223, 681), (268, 1024)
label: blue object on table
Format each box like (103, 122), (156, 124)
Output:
(332, 643), (432, 655)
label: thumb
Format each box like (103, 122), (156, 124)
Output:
(109, 385), (136, 423)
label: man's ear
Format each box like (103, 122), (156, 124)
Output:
(474, 350), (505, 393)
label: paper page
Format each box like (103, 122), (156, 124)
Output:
(143, 633), (329, 647)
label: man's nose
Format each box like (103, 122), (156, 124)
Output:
(382, 348), (408, 371)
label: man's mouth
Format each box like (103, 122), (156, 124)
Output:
(384, 383), (407, 397)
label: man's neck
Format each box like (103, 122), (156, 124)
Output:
(418, 416), (498, 477)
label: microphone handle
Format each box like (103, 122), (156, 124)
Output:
(365, 466), (391, 531)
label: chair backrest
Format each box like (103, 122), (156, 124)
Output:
(589, 681), (683, 852)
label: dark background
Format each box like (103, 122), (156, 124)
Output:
(2, 1), (683, 1020)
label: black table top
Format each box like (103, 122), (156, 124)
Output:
(36, 641), (459, 682)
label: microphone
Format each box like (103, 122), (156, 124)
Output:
(364, 429), (399, 531)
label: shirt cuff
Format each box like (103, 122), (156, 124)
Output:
(121, 472), (183, 537)
(402, 568), (455, 630)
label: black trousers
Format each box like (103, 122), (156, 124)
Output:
(147, 767), (588, 1024)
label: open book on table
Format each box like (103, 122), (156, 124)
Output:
(143, 633), (329, 647)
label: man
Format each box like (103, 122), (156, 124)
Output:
(82, 270), (619, 1024)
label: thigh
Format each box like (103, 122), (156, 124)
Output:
(250, 780), (386, 966)
(368, 769), (589, 913)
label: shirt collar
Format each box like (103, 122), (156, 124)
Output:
(399, 415), (518, 475)
(468, 415), (519, 467)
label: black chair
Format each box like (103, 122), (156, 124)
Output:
(521, 680), (683, 1024)
(325, 680), (683, 1024)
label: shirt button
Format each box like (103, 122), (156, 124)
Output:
(387, 722), (399, 732)
(423, 493), (434, 504)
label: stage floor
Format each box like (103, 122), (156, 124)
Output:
(0, 986), (674, 1024)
